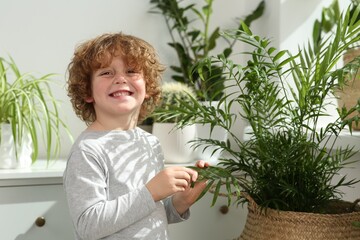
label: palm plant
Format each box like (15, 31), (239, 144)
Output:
(313, 0), (360, 52)
(0, 56), (71, 163)
(158, 5), (360, 213)
(149, 0), (265, 101)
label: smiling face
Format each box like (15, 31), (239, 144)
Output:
(86, 56), (146, 130)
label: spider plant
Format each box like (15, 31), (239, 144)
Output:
(0, 56), (71, 164)
(157, 5), (360, 213)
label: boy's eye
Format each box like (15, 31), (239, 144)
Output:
(127, 69), (138, 74)
(100, 71), (112, 76)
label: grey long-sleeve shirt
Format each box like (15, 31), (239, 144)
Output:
(63, 127), (189, 240)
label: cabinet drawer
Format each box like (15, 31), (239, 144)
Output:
(168, 192), (247, 240)
(0, 184), (75, 240)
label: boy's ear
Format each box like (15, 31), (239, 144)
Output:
(85, 97), (94, 103)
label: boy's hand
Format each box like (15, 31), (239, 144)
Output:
(172, 160), (210, 215)
(146, 166), (198, 202)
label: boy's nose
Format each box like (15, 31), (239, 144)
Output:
(114, 75), (127, 84)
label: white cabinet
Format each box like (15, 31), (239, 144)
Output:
(0, 161), (75, 240)
(168, 192), (247, 240)
(0, 160), (248, 240)
(0, 185), (75, 240)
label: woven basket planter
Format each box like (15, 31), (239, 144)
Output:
(237, 197), (360, 240)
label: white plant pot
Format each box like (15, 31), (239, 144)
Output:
(194, 123), (228, 163)
(152, 122), (196, 164)
(193, 101), (228, 164)
(0, 123), (33, 169)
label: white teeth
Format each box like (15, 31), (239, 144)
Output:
(112, 91), (130, 97)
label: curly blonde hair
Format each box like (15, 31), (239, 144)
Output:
(67, 32), (165, 125)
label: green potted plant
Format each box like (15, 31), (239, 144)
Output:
(157, 4), (360, 239)
(149, 0), (265, 101)
(152, 82), (197, 163)
(149, 0), (264, 161)
(0, 56), (71, 169)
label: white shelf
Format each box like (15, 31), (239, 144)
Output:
(324, 129), (360, 152)
(0, 159), (66, 186)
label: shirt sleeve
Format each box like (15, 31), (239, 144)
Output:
(63, 150), (157, 240)
(163, 197), (190, 224)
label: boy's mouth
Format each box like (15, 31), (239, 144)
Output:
(110, 90), (133, 97)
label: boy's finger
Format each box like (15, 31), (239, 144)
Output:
(195, 160), (210, 168)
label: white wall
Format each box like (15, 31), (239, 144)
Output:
(1, 0), (171, 158)
(0, 0), (352, 158)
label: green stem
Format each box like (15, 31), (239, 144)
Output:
(203, 0), (213, 58)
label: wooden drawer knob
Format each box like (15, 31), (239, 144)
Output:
(35, 217), (46, 227)
(219, 205), (229, 214)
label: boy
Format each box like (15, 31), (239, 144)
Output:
(63, 32), (208, 240)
